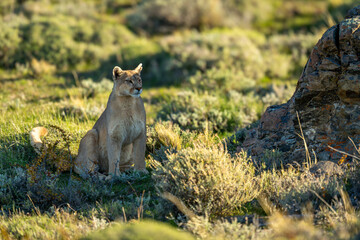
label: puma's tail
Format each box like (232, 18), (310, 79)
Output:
(30, 127), (48, 154)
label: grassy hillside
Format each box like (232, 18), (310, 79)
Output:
(1, 0), (360, 239)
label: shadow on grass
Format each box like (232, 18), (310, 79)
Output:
(58, 51), (188, 89)
(0, 132), (36, 170)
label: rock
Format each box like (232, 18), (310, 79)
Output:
(309, 161), (343, 176)
(239, 6), (360, 165)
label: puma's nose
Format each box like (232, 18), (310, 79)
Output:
(135, 87), (142, 91)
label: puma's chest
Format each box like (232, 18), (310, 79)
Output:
(108, 114), (145, 144)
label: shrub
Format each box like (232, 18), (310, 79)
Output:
(185, 216), (270, 240)
(261, 167), (341, 214)
(81, 78), (113, 98)
(0, 0), (15, 15)
(19, 16), (85, 70)
(11, 15), (135, 71)
(158, 91), (262, 133)
(189, 67), (256, 93)
(146, 122), (182, 154)
(0, 208), (106, 240)
(0, 21), (21, 68)
(121, 39), (162, 64)
(127, 0), (234, 34)
(161, 31), (265, 80)
(153, 139), (261, 217)
(26, 126), (75, 208)
(0, 167), (28, 209)
(267, 32), (320, 75)
(158, 91), (232, 133)
(127, 0), (279, 34)
(30, 58), (56, 77)
(224, 0), (276, 26)
(91, 24), (136, 46)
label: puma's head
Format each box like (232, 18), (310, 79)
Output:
(112, 63), (143, 98)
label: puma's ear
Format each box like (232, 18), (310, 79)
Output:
(113, 66), (122, 80)
(134, 63), (143, 74)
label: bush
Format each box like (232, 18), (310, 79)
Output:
(30, 58), (56, 77)
(0, 208), (106, 240)
(189, 67), (256, 93)
(127, 0), (279, 34)
(185, 216), (269, 240)
(127, 0), (234, 34)
(20, 16), (85, 70)
(0, 21), (21, 68)
(153, 139), (261, 217)
(161, 31), (265, 80)
(158, 91), (262, 133)
(146, 122), (182, 154)
(0, 0), (15, 15)
(267, 32), (319, 76)
(261, 167), (341, 214)
(0, 167), (28, 209)
(3, 14), (137, 71)
(81, 78), (113, 98)
(224, 0), (276, 26)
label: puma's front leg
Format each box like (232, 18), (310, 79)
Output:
(119, 143), (133, 171)
(132, 132), (146, 171)
(107, 136), (122, 176)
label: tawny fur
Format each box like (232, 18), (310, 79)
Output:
(30, 64), (147, 178)
(30, 126), (48, 154)
(75, 63), (146, 177)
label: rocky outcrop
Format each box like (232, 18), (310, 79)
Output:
(239, 6), (360, 164)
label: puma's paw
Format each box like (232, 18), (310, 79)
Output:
(96, 173), (108, 181)
(105, 175), (113, 181)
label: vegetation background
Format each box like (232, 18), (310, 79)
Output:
(1, 0), (360, 239)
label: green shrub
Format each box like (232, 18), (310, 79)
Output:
(5, 14), (136, 71)
(153, 139), (261, 217)
(261, 167), (341, 214)
(20, 16), (85, 70)
(0, 209), (106, 240)
(0, 168), (28, 209)
(121, 39), (162, 63)
(267, 32), (319, 76)
(81, 78), (113, 98)
(127, 0), (279, 34)
(158, 91), (262, 133)
(30, 58), (56, 77)
(189, 67), (256, 92)
(185, 216), (270, 240)
(0, 0), (15, 15)
(146, 122), (182, 154)
(0, 21), (21, 68)
(224, 0), (276, 26)
(161, 31), (265, 80)
(127, 0), (233, 34)
(91, 24), (136, 46)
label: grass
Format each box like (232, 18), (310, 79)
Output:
(1, 0), (360, 239)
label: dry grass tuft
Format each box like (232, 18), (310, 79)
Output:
(153, 134), (262, 217)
